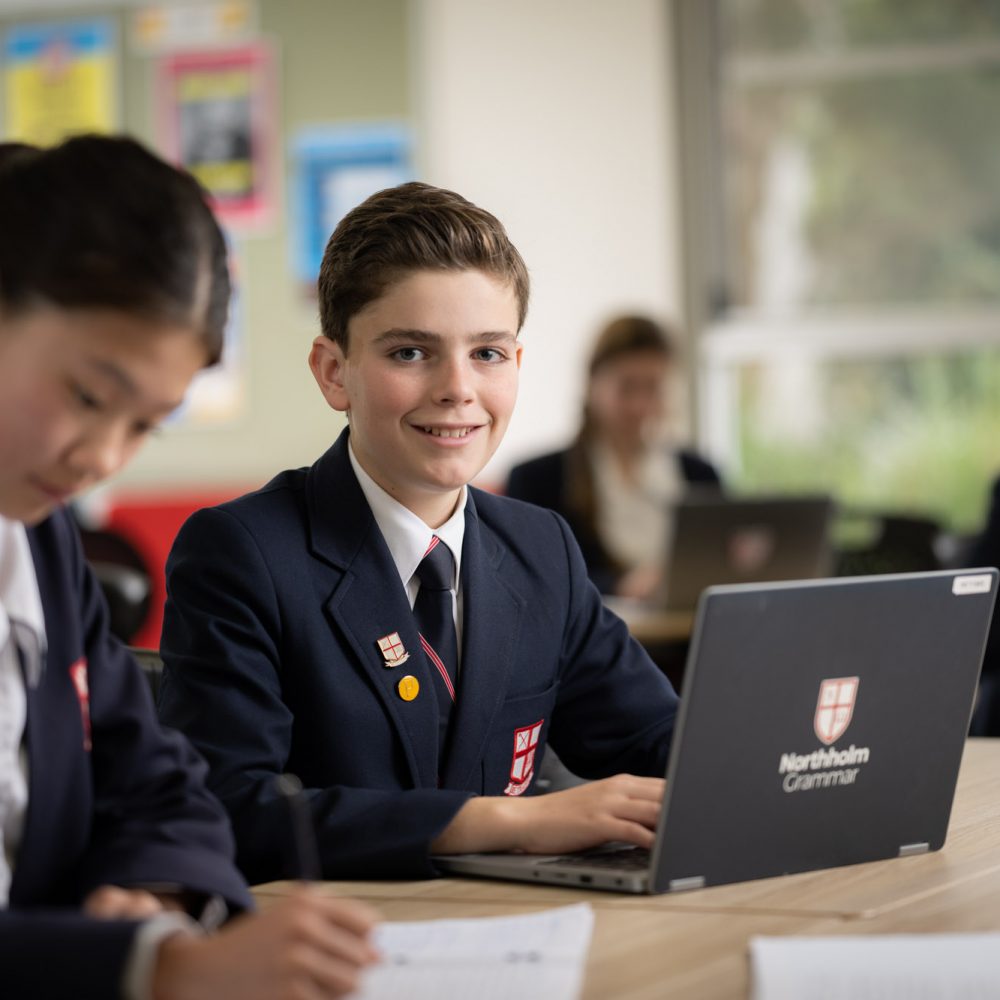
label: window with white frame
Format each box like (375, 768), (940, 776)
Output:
(679, 0), (1000, 534)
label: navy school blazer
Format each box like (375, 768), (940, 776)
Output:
(967, 475), (1000, 734)
(969, 475), (1000, 676)
(2, 508), (251, 999)
(158, 428), (679, 883)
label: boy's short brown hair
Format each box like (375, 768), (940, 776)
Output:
(318, 181), (529, 351)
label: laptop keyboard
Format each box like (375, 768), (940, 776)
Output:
(541, 846), (652, 871)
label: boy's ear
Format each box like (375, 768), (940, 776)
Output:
(309, 335), (350, 412)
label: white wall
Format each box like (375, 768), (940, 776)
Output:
(413, 0), (684, 484)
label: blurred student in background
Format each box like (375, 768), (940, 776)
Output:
(0, 135), (376, 999)
(507, 314), (721, 598)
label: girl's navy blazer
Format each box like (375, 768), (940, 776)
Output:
(3, 508), (251, 998)
(158, 429), (679, 883)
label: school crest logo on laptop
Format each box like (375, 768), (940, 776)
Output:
(726, 526), (776, 574)
(814, 676), (859, 745)
(504, 719), (543, 796)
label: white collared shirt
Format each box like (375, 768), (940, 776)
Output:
(0, 514), (47, 908)
(348, 441), (467, 667)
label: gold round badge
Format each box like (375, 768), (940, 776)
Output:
(397, 675), (420, 702)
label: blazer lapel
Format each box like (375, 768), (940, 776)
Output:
(440, 494), (525, 789)
(307, 431), (440, 789)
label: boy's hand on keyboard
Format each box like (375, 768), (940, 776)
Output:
(432, 774), (664, 855)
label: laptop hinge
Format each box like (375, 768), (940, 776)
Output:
(668, 876), (705, 892)
(898, 842), (930, 857)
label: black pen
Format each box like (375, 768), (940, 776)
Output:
(275, 773), (322, 881)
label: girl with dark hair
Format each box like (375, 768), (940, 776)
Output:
(0, 135), (376, 999)
(507, 314), (721, 597)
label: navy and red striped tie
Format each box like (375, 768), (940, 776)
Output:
(413, 536), (458, 757)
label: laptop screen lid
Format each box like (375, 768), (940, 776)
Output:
(433, 569), (995, 894)
(661, 495), (834, 612)
(649, 568), (997, 892)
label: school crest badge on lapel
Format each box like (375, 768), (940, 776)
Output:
(68, 657), (92, 751)
(377, 632), (410, 667)
(504, 719), (543, 796)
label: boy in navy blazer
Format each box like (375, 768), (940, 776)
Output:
(158, 182), (680, 883)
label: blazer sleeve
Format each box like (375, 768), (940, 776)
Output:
(0, 911), (141, 999)
(158, 508), (471, 883)
(968, 477), (1000, 570)
(65, 515), (252, 910)
(544, 511), (679, 778)
(969, 476), (1000, 679)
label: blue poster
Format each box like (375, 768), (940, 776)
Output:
(290, 123), (412, 287)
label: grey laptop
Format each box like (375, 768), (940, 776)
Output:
(660, 495), (834, 612)
(434, 569), (997, 893)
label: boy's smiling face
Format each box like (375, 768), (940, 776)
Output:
(310, 268), (523, 527)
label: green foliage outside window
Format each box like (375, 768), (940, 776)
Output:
(717, 0), (1000, 536)
(735, 352), (1000, 534)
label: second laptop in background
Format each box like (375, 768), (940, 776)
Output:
(659, 494), (835, 612)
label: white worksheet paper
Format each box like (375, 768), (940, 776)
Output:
(356, 902), (595, 1000)
(751, 933), (1000, 1000)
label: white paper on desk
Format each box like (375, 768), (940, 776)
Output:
(750, 933), (1000, 1000)
(356, 902), (594, 1000)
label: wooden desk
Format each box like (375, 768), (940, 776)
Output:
(602, 596), (694, 645)
(622, 609), (694, 646)
(254, 739), (1000, 999)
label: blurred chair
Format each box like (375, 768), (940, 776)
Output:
(129, 647), (164, 701)
(835, 509), (1000, 736)
(78, 526), (152, 643)
(834, 510), (944, 577)
(934, 530), (980, 570)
